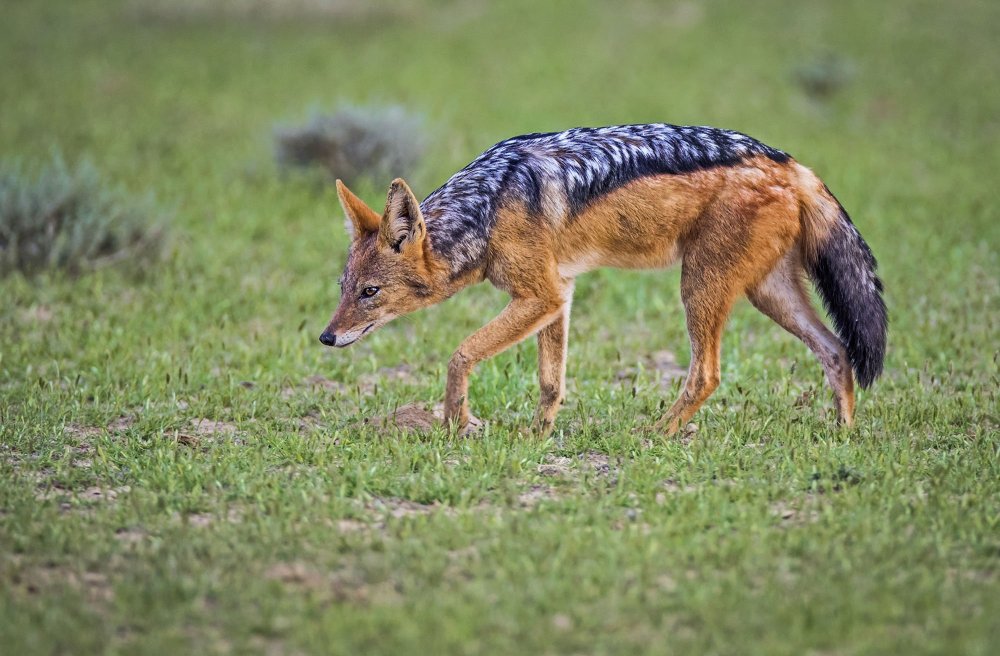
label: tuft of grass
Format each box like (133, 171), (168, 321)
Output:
(0, 153), (167, 277)
(274, 105), (426, 186)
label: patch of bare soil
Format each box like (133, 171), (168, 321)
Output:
(33, 473), (131, 508)
(517, 484), (562, 508)
(80, 486), (131, 502)
(538, 451), (618, 479)
(304, 374), (348, 393)
(366, 402), (443, 433)
(13, 564), (114, 604)
(175, 507), (245, 527)
(175, 418), (244, 446)
(282, 374), (350, 400)
(358, 364), (418, 396)
(770, 500), (821, 526)
(264, 561), (401, 605)
(17, 304), (54, 323)
(366, 496), (454, 520)
(64, 423), (102, 442)
(334, 518), (368, 533)
(318, 497), (461, 534)
(294, 410), (331, 434)
(107, 415), (136, 432)
(616, 350), (687, 389)
(64, 414), (135, 445)
(114, 527), (149, 544)
(188, 418), (239, 435)
(521, 451), (620, 507)
(657, 479), (700, 501)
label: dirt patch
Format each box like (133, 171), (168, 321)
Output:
(304, 374), (348, 393)
(285, 366), (417, 400)
(442, 453), (471, 468)
(521, 451), (620, 507)
(188, 418), (239, 435)
(18, 304), (54, 323)
(175, 418), (244, 446)
(659, 479), (700, 496)
(538, 451), (618, 479)
(282, 374), (349, 400)
(517, 484), (562, 508)
(314, 497), (463, 534)
(366, 402), (443, 433)
(107, 415), (136, 432)
(294, 410), (330, 434)
(176, 507), (245, 527)
(64, 415), (135, 445)
(14, 564), (113, 604)
(358, 364), (418, 396)
(770, 500), (821, 525)
(114, 527), (149, 544)
(264, 561), (401, 605)
(335, 518), (368, 533)
(80, 485), (131, 502)
(366, 496), (454, 520)
(616, 350), (687, 389)
(537, 456), (573, 477)
(33, 477), (130, 508)
(64, 423), (101, 442)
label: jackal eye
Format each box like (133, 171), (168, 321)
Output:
(360, 286), (380, 299)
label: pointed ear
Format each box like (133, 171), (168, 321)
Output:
(379, 178), (426, 254)
(336, 179), (381, 240)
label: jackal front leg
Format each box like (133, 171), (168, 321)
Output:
(445, 297), (563, 435)
(531, 291), (572, 437)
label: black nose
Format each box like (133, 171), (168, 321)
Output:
(318, 331), (337, 346)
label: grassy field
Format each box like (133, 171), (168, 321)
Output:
(1, 0), (998, 653)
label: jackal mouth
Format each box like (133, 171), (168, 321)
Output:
(336, 322), (375, 347)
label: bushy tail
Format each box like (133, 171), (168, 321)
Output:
(797, 168), (887, 388)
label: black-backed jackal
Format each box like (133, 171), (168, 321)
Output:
(320, 125), (887, 436)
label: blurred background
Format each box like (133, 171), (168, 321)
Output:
(2, 2), (999, 653)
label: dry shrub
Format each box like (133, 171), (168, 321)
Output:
(0, 153), (167, 277)
(793, 53), (856, 99)
(274, 104), (425, 186)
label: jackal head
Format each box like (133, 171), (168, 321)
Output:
(319, 178), (447, 348)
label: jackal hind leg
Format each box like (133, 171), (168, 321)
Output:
(653, 269), (736, 437)
(653, 196), (800, 437)
(747, 253), (855, 425)
(531, 285), (573, 436)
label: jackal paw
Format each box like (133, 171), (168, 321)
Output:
(651, 415), (698, 440)
(530, 413), (556, 438)
(458, 414), (484, 437)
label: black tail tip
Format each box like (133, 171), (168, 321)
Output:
(844, 298), (888, 390)
(853, 353), (885, 389)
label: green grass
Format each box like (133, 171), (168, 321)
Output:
(1, 0), (998, 654)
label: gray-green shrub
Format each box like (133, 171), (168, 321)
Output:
(0, 154), (167, 277)
(274, 104), (425, 186)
